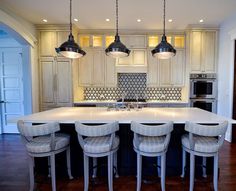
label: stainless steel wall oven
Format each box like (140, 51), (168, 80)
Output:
(190, 73), (217, 113)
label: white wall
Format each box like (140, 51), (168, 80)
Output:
(218, 13), (236, 142)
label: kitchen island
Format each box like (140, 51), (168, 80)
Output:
(18, 107), (235, 177)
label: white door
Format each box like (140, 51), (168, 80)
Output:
(0, 48), (24, 133)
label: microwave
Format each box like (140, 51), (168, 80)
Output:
(190, 74), (217, 99)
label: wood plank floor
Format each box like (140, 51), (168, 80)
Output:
(0, 134), (236, 191)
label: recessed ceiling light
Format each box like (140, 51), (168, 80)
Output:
(199, 19), (204, 23)
(106, 18), (110, 22)
(137, 19), (141, 22)
(74, 18), (78, 22)
(42, 19), (47, 23)
(168, 19), (173, 23)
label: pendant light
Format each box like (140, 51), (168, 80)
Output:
(105, 0), (130, 58)
(55, 0), (86, 59)
(151, 0), (176, 59)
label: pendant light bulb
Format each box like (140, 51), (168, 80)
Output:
(105, 0), (130, 58)
(151, 0), (176, 59)
(55, 0), (86, 59)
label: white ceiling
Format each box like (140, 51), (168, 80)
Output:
(1, 0), (236, 30)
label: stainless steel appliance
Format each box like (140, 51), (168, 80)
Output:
(190, 73), (217, 113)
(190, 73), (217, 99)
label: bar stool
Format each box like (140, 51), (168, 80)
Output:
(131, 121), (173, 191)
(181, 121), (228, 191)
(17, 120), (73, 191)
(75, 121), (119, 191)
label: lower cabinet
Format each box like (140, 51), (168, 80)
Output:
(39, 57), (72, 111)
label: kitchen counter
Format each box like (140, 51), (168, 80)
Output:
(18, 107), (235, 124)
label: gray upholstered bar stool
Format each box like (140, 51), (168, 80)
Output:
(131, 121), (173, 191)
(17, 120), (73, 191)
(75, 121), (119, 191)
(181, 121), (228, 191)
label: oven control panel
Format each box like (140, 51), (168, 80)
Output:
(190, 73), (216, 79)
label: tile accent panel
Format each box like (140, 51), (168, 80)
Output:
(84, 73), (182, 101)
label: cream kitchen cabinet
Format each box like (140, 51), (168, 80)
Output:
(79, 49), (105, 87)
(39, 30), (71, 57)
(105, 56), (117, 87)
(39, 57), (73, 111)
(116, 49), (147, 73)
(147, 49), (185, 87)
(120, 35), (146, 48)
(189, 30), (218, 73)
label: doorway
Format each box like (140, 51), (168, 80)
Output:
(0, 48), (24, 133)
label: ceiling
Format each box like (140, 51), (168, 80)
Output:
(1, 0), (236, 30)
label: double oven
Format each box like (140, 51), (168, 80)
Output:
(190, 73), (217, 113)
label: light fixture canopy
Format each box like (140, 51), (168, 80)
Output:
(105, 0), (130, 58)
(55, 0), (86, 59)
(152, 0), (176, 59)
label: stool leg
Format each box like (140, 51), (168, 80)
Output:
(161, 154), (166, 191)
(108, 154), (113, 191)
(48, 157), (51, 177)
(181, 149), (186, 178)
(114, 151), (119, 178)
(157, 156), (161, 177)
(92, 158), (97, 178)
(50, 154), (56, 191)
(83, 154), (89, 191)
(189, 153), (195, 191)
(202, 157), (207, 178)
(213, 154), (219, 191)
(66, 146), (73, 179)
(28, 156), (34, 191)
(137, 153), (142, 191)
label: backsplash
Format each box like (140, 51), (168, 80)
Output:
(84, 73), (182, 101)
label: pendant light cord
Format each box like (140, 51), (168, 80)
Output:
(116, 0), (119, 36)
(163, 0), (166, 36)
(70, 0), (72, 34)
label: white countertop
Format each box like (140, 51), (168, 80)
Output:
(18, 107), (236, 124)
(74, 100), (189, 104)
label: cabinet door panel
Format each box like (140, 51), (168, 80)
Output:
(190, 31), (202, 72)
(172, 49), (185, 86)
(130, 36), (146, 48)
(159, 58), (171, 86)
(133, 50), (146, 65)
(93, 50), (105, 86)
(203, 32), (216, 72)
(117, 51), (133, 65)
(147, 50), (159, 86)
(40, 59), (55, 104)
(79, 49), (93, 86)
(40, 31), (56, 56)
(105, 56), (117, 87)
(57, 31), (69, 47)
(56, 59), (72, 105)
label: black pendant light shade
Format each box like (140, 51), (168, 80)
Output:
(56, 33), (86, 59)
(105, 0), (130, 58)
(55, 0), (86, 59)
(152, 0), (176, 59)
(105, 35), (130, 58)
(151, 35), (176, 59)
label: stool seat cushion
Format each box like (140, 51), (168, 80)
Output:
(181, 134), (219, 153)
(134, 136), (166, 153)
(26, 133), (70, 153)
(84, 136), (119, 154)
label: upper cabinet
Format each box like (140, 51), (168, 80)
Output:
(120, 35), (146, 48)
(189, 29), (218, 73)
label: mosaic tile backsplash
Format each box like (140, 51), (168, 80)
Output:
(84, 73), (182, 101)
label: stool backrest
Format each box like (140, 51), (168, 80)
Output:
(17, 120), (60, 137)
(131, 121), (173, 151)
(75, 121), (119, 150)
(185, 121), (228, 150)
(131, 121), (173, 136)
(75, 121), (119, 137)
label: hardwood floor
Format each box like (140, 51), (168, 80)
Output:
(0, 134), (236, 191)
